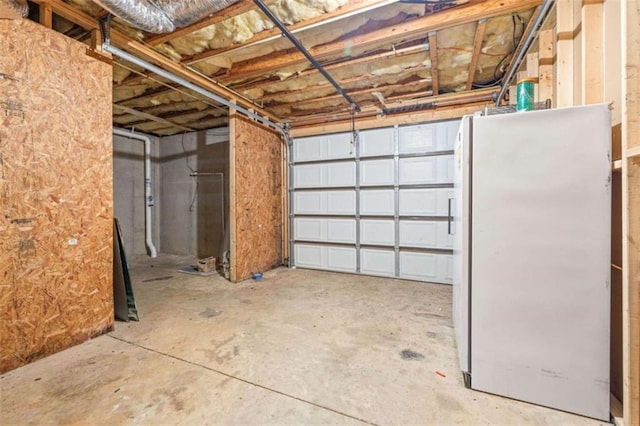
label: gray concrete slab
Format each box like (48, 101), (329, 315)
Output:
(1, 255), (606, 425)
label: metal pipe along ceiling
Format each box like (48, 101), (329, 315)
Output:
(252, 0), (361, 113)
(495, 0), (555, 106)
(94, 0), (240, 33)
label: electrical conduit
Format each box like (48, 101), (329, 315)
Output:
(113, 127), (158, 258)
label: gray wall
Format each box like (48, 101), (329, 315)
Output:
(159, 130), (229, 259)
(113, 133), (161, 257)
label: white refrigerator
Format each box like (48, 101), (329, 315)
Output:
(452, 104), (611, 421)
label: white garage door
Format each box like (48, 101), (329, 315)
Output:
(291, 121), (459, 284)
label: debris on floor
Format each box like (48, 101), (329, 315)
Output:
(177, 265), (219, 277)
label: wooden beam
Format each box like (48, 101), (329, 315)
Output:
(229, 104), (237, 282)
(39, 2), (53, 28)
(428, 31), (439, 95)
(622, 1), (640, 425)
(225, 0), (543, 81)
(185, 0), (401, 65)
(146, 0), (258, 46)
(555, 0), (576, 107)
(537, 28), (554, 104)
(582, 0), (604, 104)
(113, 104), (196, 132)
(466, 19), (486, 90)
(29, 0), (280, 124)
(289, 102), (487, 137)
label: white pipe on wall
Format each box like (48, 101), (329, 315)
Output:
(113, 127), (158, 258)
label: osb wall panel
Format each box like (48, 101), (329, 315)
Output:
(232, 116), (282, 281)
(0, 19), (113, 372)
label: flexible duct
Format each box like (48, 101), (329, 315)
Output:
(1, 0), (28, 17)
(94, 0), (240, 33)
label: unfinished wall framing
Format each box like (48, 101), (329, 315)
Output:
(229, 114), (283, 282)
(0, 19), (113, 372)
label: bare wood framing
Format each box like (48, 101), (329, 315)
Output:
(466, 19), (486, 90)
(229, 105), (237, 282)
(555, 0), (575, 107)
(30, 0), (281, 124)
(582, 0), (604, 104)
(185, 0), (400, 65)
(112, 104), (195, 132)
(225, 0), (543, 81)
(537, 28), (554, 104)
(622, 1), (640, 424)
(39, 2), (53, 28)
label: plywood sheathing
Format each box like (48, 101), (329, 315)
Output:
(230, 116), (283, 282)
(0, 19), (113, 373)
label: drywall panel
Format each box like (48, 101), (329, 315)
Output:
(113, 134), (160, 256)
(231, 116), (283, 281)
(0, 19), (113, 372)
(159, 133), (197, 256)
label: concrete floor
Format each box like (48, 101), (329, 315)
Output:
(1, 255), (605, 425)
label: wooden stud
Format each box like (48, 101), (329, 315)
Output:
(537, 28), (554, 105)
(39, 2), (53, 28)
(228, 103), (237, 283)
(466, 19), (486, 90)
(582, 0), (604, 104)
(428, 31), (439, 95)
(555, 0), (575, 107)
(622, 1), (640, 425)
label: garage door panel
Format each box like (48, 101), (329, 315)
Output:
(327, 191), (356, 214)
(294, 218), (356, 244)
(359, 128), (395, 157)
(294, 191), (356, 215)
(327, 246), (357, 272)
(360, 190), (394, 215)
(360, 219), (395, 246)
(399, 221), (452, 249)
(326, 219), (356, 243)
(361, 159), (394, 186)
(294, 133), (354, 162)
(399, 188), (452, 216)
(399, 155), (452, 184)
(294, 162), (355, 188)
(294, 244), (324, 269)
(293, 120), (458, 285)
(360, 248), (395, 277)
(399, 123), (437, 153)
(399, 252), (452, 283)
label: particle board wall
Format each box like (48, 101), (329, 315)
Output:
(230, 114), (283, 282)
(0, 19), (113, 372)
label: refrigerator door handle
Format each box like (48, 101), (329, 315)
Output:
(448, 198), (454, 235)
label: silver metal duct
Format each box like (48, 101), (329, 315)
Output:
(94, 0), (240, 34)
(1, 0), (28, 17)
